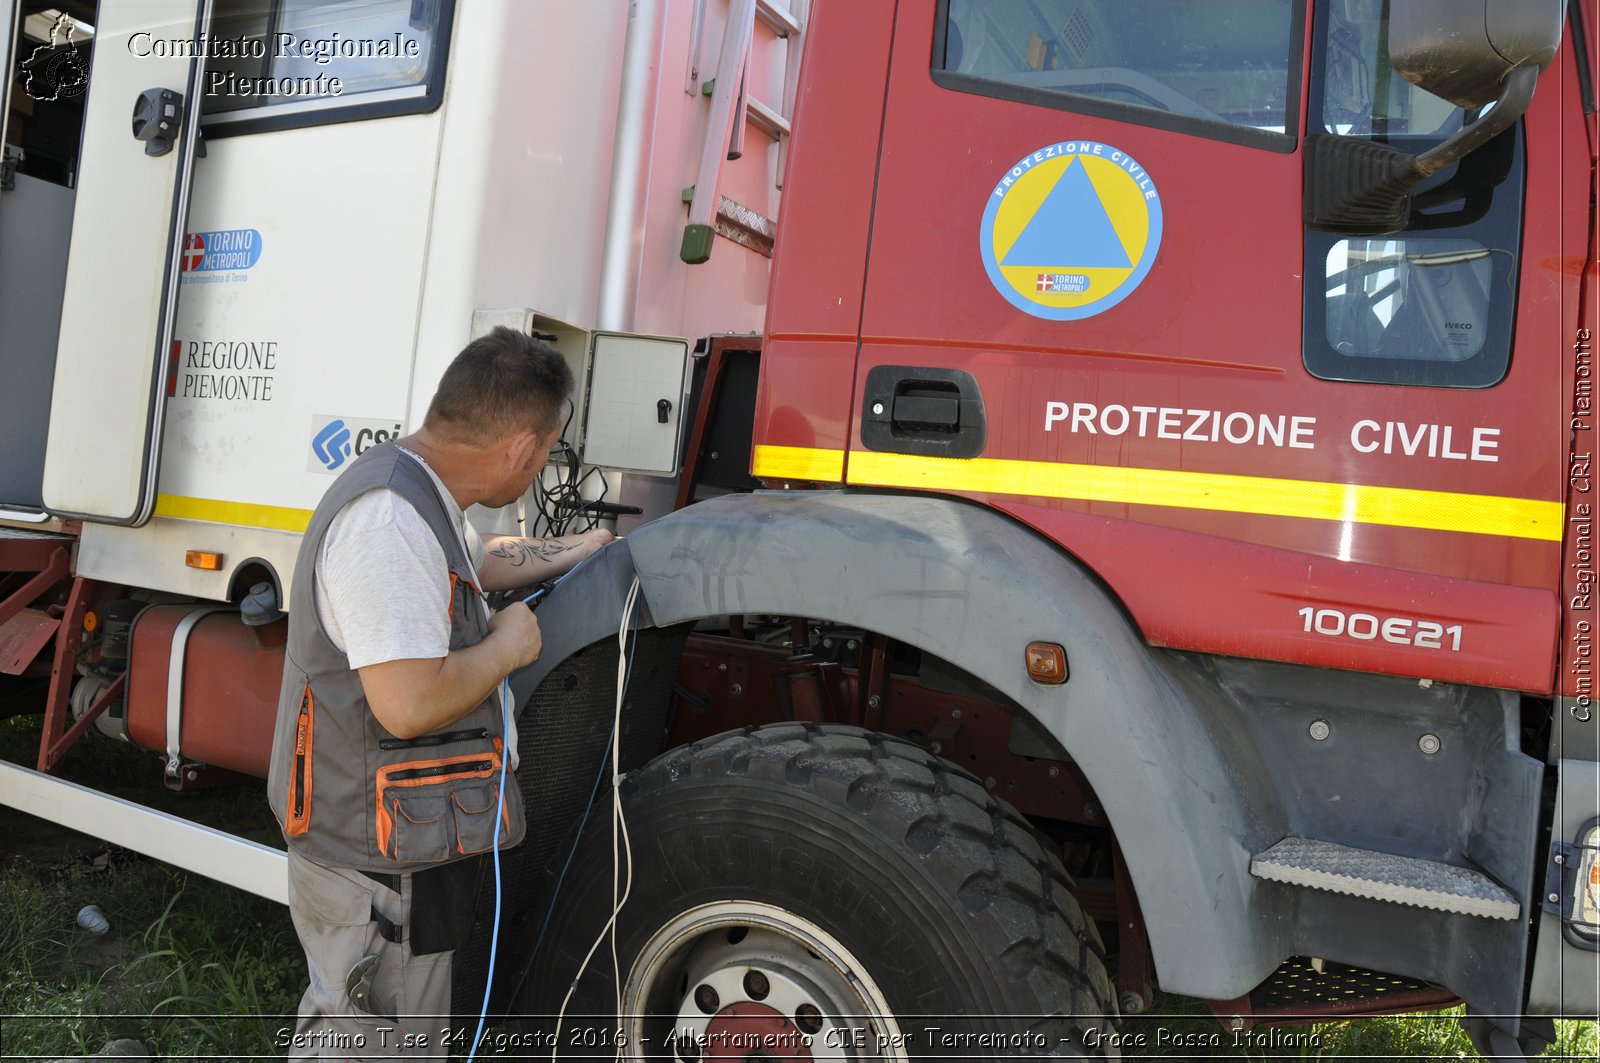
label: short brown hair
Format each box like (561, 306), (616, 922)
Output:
(423, 327), (573, 445)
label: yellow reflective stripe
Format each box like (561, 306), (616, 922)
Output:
(751, 444), (846, 482)
(154, 494), (312, 533)
(847, 451), (1563, 541)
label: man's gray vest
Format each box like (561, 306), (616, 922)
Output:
(267, 443), (526, 873)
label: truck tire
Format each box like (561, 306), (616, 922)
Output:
(522, 722), (1118, 1059)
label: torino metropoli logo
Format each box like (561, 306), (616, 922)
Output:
(127, 30), (422, 99)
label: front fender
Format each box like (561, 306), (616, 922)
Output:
(520, 491), (1286, 999)
(508, 536), (648, 702)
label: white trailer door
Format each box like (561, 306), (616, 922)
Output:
(0, 6), (16, 153)
(41, 0), (213, 525)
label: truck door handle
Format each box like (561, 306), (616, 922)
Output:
(131, 88), (184, 157)
(892, 393), (959, 429)
(860, 365), (987, 459)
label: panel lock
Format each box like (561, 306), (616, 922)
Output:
(657, 398), (672, 424)
(131, 88), (184, 157)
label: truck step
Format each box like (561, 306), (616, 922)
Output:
(1248, 956), (1454, 1015)
(1250, 837), (1519, 920)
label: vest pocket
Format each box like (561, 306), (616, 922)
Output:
(451, 782), (510, 856)
(383, 791), (452, 864)
(374, 743), (511, 864)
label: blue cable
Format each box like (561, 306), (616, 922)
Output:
(466, 676), (512, 1063)
(467, 555), (618, 1046)
(504, 583), (642, 1010)
(520, 546), (604, 608)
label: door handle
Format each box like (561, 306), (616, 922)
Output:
(891, 393), (960, 429)
(860, 365), (986, 459)
(131, 88), (184, 157)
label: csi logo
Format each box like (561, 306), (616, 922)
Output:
(309, 416), (403, 473)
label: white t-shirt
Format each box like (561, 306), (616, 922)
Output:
(315, 450), (486, 668)
(312, 449), (517, 765)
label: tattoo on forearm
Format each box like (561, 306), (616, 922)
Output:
(488, 538), (577, 568)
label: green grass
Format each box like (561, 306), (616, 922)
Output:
(0, 716), (303, 1059)
(1119, 995), (1599, 1060)
(0, 851), (303, 1058)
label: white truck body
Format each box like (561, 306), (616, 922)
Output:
(5, 0), (789, 599)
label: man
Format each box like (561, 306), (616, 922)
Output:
(267, 327), (613, 1058)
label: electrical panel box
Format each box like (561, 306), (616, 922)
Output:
(469, 308), (591, 446)
(467, 313), (690, 474)
(580, 332), (691, 474)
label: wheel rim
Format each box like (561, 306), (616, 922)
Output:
(622, 901), (908, 1062)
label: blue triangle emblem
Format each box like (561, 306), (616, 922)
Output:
(1002, 157), (1132, 269)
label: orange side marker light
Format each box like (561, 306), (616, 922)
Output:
(1025, 642), (1069, 685)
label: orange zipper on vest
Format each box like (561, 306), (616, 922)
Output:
(284, 685), (314, 836)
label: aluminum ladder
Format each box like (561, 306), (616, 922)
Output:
(681, 0), (809, 263)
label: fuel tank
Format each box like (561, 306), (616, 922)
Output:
(126, 605), (285, 779)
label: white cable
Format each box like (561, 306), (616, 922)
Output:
(552, 576), (641, 1061)
(609, 609), (635, 1031)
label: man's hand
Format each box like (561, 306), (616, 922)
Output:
(478, 529), (617, 592)
(572, 527), (617, 559)
(488, 601), (543, 671)
(359, 604), (543, 740)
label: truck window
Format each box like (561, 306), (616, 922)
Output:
(933, 0), (1300, 150)
(1303, 0), (1524, 389)
(1320, 0), (1462, 138)
(199, 0), (451, 134)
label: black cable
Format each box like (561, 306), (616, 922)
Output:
(530, 402), (581, 536)
(506, 723), (613, 1008)
(505, 593), (642, 1008)
(532, 450), (613, 536)
(527, 400), (621, 536)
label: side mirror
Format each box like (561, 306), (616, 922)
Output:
(1306, 0), (1564, 234)
(1389, 0), (1563, 108)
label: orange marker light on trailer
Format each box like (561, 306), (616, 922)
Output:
(1025, 642), (1068, 684)
(82, 611), (98, 633)
(185, 551), (225, 571)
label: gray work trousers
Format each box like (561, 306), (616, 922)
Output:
(284, 847), (455, 1060)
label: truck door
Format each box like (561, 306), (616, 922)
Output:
(1, 7), (95, 514)
(847, 0), (1564, 692)
(39, 0), (213, 525)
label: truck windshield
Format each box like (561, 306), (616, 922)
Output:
(938, 0), (1297, 142)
